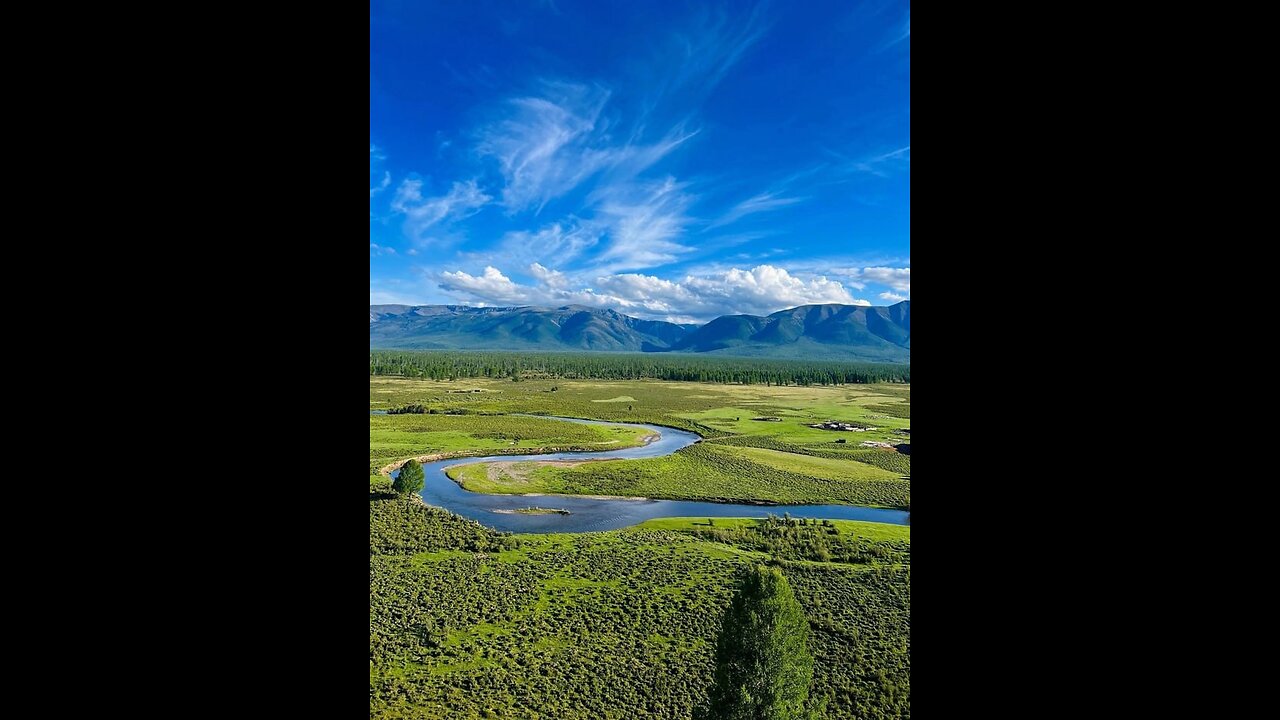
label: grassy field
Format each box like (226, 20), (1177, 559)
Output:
(448, 442), (908, 507)
(371, 376), (909, 441)
(372, 377), (909, 507)
(369, 413), (655, 472)
(370, 497), (910, 720)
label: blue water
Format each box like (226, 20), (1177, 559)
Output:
(385, 414), (910, 533)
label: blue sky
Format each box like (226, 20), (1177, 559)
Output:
(371, 0), (909, 322)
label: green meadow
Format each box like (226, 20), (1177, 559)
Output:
(369, 372), (911, 718)
(371, 376), (909, 506)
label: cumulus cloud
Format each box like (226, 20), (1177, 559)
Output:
(438, 266), (529, 305)
(528, 262), (569, 289)
(391, 178), (491, 240)
(676, 266), (857, 313)
(435, 263), (870, 321)
(879, 291), (908, 302)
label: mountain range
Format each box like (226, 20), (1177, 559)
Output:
(369, 302), (910, 361)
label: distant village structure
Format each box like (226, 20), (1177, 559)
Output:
(809, 420), (909, 453)
(810, 420), (875, 432)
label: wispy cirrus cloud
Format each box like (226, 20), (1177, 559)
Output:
(390, 178), (491, 241)
(370, 144), (391, 199)
(707, 190), (806, 230)
(819, 144), (911, 180)
(853, 146), (910, 177)
(888, 11), (910, 48)
(437, 263), (866, 322)
(662, 2), (771, 97)
(476, 82), (611, 213)
(421, 5), (774, 275)
(590, 176), (696, 272)
(475, 81), (697, 214)
(486, 219), (602, 270)
(459, 175), (698, 277)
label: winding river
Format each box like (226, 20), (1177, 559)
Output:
(383, 414), (910, 533)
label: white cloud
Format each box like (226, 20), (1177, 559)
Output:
(661, 3), (769, 96)
(888, 11), (910, 48)
(707, 190), (805, 230)
(369, 243), (397, 256)
(528, 262), (569, 289)
(879, 291), (908, 302)
(858, 266), (910, 292)
(476, 81), (696, 214)
(438, 266), (530, 305)
(591, 176), (695, 271)
(435, 263), (870, 321)
(852, 146), (910, 177)
(391, 178), (491, 241)
(492, 220), (602, 269)
(370, 144), (390, 201)
(681, 265), (860, 313)
(831, 266), (910, 293)
(456, 174), (697, 274)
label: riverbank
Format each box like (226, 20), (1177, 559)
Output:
(377, 436), (655, 476)
(372, 391), (908, 531)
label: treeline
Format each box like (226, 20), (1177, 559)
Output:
(369, 350), (909, 386)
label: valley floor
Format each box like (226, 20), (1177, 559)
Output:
(372, 377), (910, 508)
(369, 376), (911, 719)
